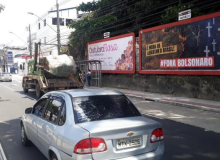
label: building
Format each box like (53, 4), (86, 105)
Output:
(28, 3), (79, 57)
(0, 47), (27, 73)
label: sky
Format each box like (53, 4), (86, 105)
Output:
(0, 0), (91, 47)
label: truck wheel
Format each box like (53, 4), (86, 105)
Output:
(36, 83), (43, 99)
(23, 87), (28, 93)
(22, 80), (28, 93)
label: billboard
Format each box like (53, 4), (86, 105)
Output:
(87, 33), (135, 74)
(139, 12), (220, 75)
(7, 51), (13, 65)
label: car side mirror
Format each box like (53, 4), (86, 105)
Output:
(25, 107), (33, 114)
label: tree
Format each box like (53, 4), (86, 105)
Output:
(0, 4), (5, 13)
(68, 0), (220, 60)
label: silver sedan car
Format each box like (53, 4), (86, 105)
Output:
(20, 89), (164, 160)
(0, 72), (12, 82)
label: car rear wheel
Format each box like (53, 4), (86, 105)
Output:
(51, 153), (58, 160)
(21, 125), (30, 146)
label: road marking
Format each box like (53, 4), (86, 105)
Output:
(0, 84), (15, 91)
(0, 143), (7, 160)
(11, 84), (19, 86)
(0, 82), (36, 101)
(143, 113), (164, 119)
(12, 80), (22, 83)
(25, 95), (36, 101)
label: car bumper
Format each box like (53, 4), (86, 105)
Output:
(59, 141), (164, 160)
(117, 141), (164, 160)
(0, 78), (12, 81)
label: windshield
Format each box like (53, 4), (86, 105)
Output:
(72, 95), (141, 123)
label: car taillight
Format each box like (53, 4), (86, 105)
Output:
(150, 128), (164, 143)
(10, 75), (12, 76)
(74, 138), (107, 154)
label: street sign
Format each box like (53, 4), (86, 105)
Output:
(7, 51), (13, 66)
(104, 32), (110, 38)
(178, 9), (191, 21)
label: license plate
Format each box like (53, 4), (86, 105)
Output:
(116, 136), (142, 149)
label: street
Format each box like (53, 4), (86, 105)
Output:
(0, 75), (220, 160)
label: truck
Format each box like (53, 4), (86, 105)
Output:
(22, 50), (83, 99)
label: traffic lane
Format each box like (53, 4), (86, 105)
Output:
(143, 115), (220, 160)
(0, 84), (36, 122)
(0, 118), (47, 160)
(130, 97), (220, 133)
(0, 84), (46, 160)
(1, 83), (220, 160)
(0, 80), (38, 101)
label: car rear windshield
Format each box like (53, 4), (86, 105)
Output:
(2, 73), (10, 74)
(72, 95), (141, 123)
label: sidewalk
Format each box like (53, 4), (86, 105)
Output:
(84, 86), (220, 113)
(13, 74), (220, 113)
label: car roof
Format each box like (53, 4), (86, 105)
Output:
(54, 89), (123, 98)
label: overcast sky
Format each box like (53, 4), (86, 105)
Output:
(0, 0), (90, 47)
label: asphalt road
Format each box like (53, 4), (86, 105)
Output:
(0, 75), (220, 160)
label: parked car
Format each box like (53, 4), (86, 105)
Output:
(20, 89), (164, 160)
(0, 72), (12, 82)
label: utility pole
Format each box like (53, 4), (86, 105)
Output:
(56, 0), (61, 55)
(33, 43), (38, 72)
(29, 24), (32, 58)
(4, 51), (8, 73)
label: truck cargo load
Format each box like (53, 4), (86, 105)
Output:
(22, 43), (83, 99)
(39, 54), (76, 77)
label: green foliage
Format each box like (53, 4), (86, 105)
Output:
(77, 0), (109, 12)
(68, 0), (219, 60)
(60, 46), (68, 54)
(68, 13), (117, 47)
(0, 4), (5, 13)
(161, 2), (200, 24)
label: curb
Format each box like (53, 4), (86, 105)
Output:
(125, 94), (220, 113)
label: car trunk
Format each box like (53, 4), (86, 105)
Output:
(2, 73), (11, 80)
(77, 116), (161, 160)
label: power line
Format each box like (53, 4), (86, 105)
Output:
(48, 0), (220, 44)
(74, 0), (217, 37)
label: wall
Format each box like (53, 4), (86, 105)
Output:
(102, 74), (220, 101)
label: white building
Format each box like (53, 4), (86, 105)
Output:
(29, 3), (79, 57)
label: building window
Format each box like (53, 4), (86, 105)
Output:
(38, 23), (40, 30)
(52, 18), (64, 26)
(52, 18), (57, 25)
(60, 18), (64, 26)
(66, 19), (73, 26)
(44, 37), (46, 44)
(44, 19), (46, 26)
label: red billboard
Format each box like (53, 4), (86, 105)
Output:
(139, 12), (220, 75)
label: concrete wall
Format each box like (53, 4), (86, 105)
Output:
(102, 74), (220, 101)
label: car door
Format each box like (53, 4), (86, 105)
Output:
(37, 95), (64, 157)
(25, 97), (49, 146)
